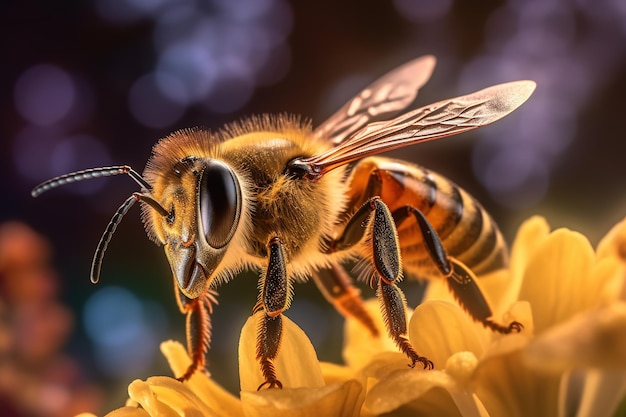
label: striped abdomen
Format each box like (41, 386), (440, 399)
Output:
(344, 157), (508, 280)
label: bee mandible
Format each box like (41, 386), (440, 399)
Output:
(32, 56), (535, 389)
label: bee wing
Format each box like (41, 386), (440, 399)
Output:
(314, 55), (436, 145)
(301, 80), (536, 177)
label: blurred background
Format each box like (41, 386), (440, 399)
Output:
(1, 0), (625, 415)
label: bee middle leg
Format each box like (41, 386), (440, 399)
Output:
(393, 206), (522, 333)
(331, 197), (433, 369)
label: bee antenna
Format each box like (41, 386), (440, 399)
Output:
(133, 192), (169, 217)
(90, 195), (137, 284)
(31, 165), (151, 198)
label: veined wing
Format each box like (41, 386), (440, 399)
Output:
(297, 80), (536, 179)
(314, 55), (436, 146)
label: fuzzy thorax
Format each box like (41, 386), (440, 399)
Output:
(140, 115), (350, 293)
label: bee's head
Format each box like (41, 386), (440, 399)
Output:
(146, 155), (242, 299)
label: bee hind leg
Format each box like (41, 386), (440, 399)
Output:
(378, 277), (433, 369)
(396, 205), (522, 334)
(331, 197), (433, 369)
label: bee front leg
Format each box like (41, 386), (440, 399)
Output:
(332, 197), (433, 369)
(254, 237), (290, 390)
(175, 288), (218, 381)
(396, 206), (522, 333)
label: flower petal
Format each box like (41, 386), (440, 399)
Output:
(342, 299), (402, 370)
(238, 312), (325, 391)
(509, 216), (551, 286)
(409, 301), (487, 370)
(102, 408), (151, 417)
(124, 379), (187, 417)
(480, 301), (533, 362)
(447, 390), (491, 417)
(571, 370), (626, 417)
(591, 259), (625, 304)
(128, 377), (221, 417)
(525, 302), (626, 371)
(473, 350), (561, 417)
(240, 380), (363, 417)
(518, 227), (596, 333)
(320, 361), (367, 413)
(596, 215), (626, 263)
(364, 368), (452, 413)
(363, 367), (463, 416)
(320, 361), (363, 386)
(160, 341), (243, 416)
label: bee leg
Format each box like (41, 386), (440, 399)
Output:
(175, 288), (218, 381)
(369, 198), (433, 369)
(311, 260), (379, 337)
(332, 197), (433, 368)
(378, 277), (433, 369)
(332, 198), (403, 286)
(255, 237), (290, 390)
(398, 206), (522, 333)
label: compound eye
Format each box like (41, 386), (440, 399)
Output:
(198, 161), (241, 248)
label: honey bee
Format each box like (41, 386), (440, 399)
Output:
(32, 56), (535, 389)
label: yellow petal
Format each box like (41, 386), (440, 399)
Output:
(342, 299), (401, 370)
(363, 368), (462, 416)
(469, 269), (515, 321)
(422, 278), (452, 304)
(447, 390), (491, 417)
(571, 370), (626, 417)
(360, 351), (417, 382)
(126, 379), (183, 417)
(526, 302), (626, 371)
(103, 407), (151, 417)
(476, 300), (533, 362)
(504, 300), (534, 336)
(601, 265), (626, 302)
(507, 216), (551, 298)
(473, 350), (561, 417)
(518, 227), (596, 333)
(238, 311), (325, 391)
(409, 301), (487, 370)
(160, 341), (243, 416)
(240, 380), (363, 417)
(596, 215), (626, 263)
(320, 361), (362, 386)
(589, 216), (626, 302)
(128, 377), (222, 417)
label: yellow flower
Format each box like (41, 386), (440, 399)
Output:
(82, 312), (364, 417)
(79, 215), (626, 417)
(524, 218), (626, 417)
(346, 216), (626, 416)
